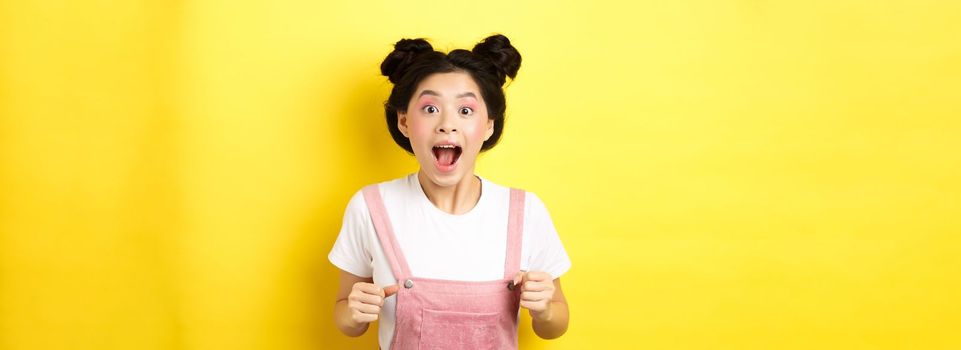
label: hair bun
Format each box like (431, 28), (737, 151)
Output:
(472, 34), (521, 84)
(380, 38), (434, 83)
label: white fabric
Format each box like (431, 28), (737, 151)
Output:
(328, 173), (571, 349)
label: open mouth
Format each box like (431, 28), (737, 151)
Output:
(431, 144), (462, 169)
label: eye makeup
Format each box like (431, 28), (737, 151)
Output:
(416, 98), (437, 110)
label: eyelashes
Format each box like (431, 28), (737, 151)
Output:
(420, 104), (476, 117)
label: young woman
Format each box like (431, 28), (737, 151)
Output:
(329, 34), (571, 349)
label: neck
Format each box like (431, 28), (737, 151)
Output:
(417, 170), (482, 215)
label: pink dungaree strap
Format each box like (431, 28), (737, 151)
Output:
(504, 187), (525, 279)
(362, 185), (414, 280)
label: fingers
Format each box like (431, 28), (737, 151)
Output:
(353, 291), (385, 306)
(513, 272), (524, 287)
(520, 299), (552, 311)
(516, 271), (553, 292)
(351, 310), (379, 324)
(522, 280), (550, 292)
(352, 301), (382, 315)
(521, 289), (553, 301)
(524, 271), (552, 283)
(354, 282), (384, 297)
(383, 284), (399, 298)
(514, 270), (550, 285)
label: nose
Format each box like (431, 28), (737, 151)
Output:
(436, 111), (458, 134)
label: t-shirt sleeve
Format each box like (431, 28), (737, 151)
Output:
(328, 190), (374, 278)
(524, 192), (572, 280)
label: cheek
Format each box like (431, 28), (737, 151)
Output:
(463, 119), (491, 145)
(405, 117), (434, 140)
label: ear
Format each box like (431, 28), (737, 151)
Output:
(484, 119), (495, 141)
(397, 111), (410, 138)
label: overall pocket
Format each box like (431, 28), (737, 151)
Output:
(419, 309), (507, 350)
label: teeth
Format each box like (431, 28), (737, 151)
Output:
(434, 144), (457, 148)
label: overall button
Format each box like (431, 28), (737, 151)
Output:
(404, 279), (414, 289)
(507, 281), (516, 291)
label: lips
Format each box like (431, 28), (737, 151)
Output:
(431, 142), (462, 172)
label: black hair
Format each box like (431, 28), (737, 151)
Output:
(380, 34), (522, 153)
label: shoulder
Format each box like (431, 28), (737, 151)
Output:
(479, 176), (552, 217)
(524, 191), (550, 213)
(342, 189), (368, 218)
(343, 174), (414, 217)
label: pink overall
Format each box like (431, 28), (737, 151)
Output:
(362, 184), (526, 350)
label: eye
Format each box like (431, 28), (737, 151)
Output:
(422, 105), (439, 114)
(459, 107), (474, 116)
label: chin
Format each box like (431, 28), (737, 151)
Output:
(420, 167), (462, 187)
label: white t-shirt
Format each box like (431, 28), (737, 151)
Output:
(328, 173), (571, 349)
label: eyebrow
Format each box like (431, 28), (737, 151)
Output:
(417, 90), (477, 99)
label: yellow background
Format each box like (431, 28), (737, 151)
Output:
(1, 0), (959, 349)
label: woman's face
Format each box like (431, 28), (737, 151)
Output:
(398, 71), (494, 188)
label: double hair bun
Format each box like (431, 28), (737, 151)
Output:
(380, 34), (521, 86)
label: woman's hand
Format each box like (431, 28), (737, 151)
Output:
(347, 282), (399, 325)
(514, 271), (556, 322)
(334, 270), (398, 337)
(513, 272), (569, 339)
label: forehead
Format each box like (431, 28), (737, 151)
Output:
(413, 71), (482, 99)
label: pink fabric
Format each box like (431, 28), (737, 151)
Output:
(363, 185), (525, 350)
